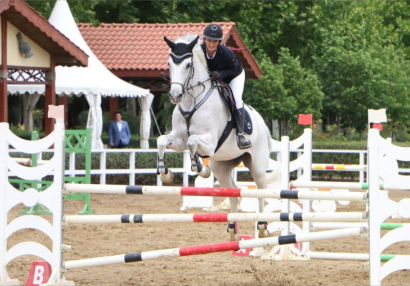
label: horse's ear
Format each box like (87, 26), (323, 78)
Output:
(164, 36), (176, 48)
(187, 35), (200, 50)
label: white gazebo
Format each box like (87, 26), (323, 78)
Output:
(8, 0), (153, 149)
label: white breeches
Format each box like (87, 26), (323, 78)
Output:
(229, 69), (245, 109)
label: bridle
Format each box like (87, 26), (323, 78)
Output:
(169, 55), (195, 98)
(168, 53), (214, 136)
(168, 53), (213, 104)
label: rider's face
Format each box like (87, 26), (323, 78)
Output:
(204, 39), (219, 52)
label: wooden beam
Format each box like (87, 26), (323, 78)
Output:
(111, 69), (168, 78)
(0, 16), (7, 123)
(109, 97), (118, 121)
(58, 94), (68, 128)
(44, 56), (56, 135)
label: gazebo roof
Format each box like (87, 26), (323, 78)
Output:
(0, 0), (87, 67)
(78, 22), (261, 80)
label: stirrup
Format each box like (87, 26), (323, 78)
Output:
(237, 132), (252, 150)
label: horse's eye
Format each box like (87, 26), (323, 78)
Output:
(186, 62), (191, 68)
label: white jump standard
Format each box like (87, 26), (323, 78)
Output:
(63, 184), (368, 201)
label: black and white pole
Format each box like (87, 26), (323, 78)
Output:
(63, 227), (365, 270)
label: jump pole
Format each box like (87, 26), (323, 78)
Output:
(312, 164), (366, 171)
(307, 252), (398, 261)
(63, 212), (367, 224)
(63, 184), (368, 202)
(311, 222), (410, 231)
(63, 227), (365, 269)
(290, 181), (403, 191)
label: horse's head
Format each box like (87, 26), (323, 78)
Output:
(164, 35), (199, 104)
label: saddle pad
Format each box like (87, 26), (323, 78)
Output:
(243, 108), (253, 135)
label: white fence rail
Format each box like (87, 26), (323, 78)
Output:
(7, 148), (390, 187)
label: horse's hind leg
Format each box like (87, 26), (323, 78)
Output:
(209, 158), (242, 241)
(242, 152), (270, 238)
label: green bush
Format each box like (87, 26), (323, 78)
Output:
(9, 125), (33, 140)
(66, 151), (184, 185)
(100, 133), (157, 148)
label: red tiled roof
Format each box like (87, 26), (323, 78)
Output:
(78, 22), (260, 79)
(0, 0), (88, 67)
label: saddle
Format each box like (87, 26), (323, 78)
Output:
(212, 80), (253, 153)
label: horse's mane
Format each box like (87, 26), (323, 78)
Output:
(175, 34), (208, 72)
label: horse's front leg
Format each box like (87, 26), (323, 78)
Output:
(157, 133), (186, 184)
(186, 134), (213, 178)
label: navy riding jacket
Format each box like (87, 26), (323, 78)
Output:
(201, 43), (243, 84)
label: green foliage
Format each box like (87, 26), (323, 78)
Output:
(64, 150), (184, 185)
(25, 0), (410, 141)
(32, 109), (44, 132)
(9, 124), (32, 140)
(100, 133), (157, 149)
(244, 48), (323, 131)
(26, 0), (99, 23)
(156, 93), (175, 133)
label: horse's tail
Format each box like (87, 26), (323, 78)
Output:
(266, 125), (273, 151)
(266, 161), (281, 187)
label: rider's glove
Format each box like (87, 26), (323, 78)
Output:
(210, 71), (221, 79)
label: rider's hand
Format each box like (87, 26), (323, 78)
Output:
(210, 71), (221, 79)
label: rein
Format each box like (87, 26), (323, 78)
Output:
(178, 83), (215, 136)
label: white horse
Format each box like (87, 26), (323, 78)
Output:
(157, 34), (273, 240)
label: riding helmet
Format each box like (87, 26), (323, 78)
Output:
(203, 23), (223, 41)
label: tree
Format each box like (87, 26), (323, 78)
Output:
(27, 0), (99, 23)
(244, 48), (323, 136)
(26, 0), (410, 138)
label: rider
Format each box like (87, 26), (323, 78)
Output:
(201, 23), (252, 150)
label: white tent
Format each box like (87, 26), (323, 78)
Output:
(8, 0), (153, 149)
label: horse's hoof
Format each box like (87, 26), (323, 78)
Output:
(160, 170), (174, 184)
(199, 165), (211, 178)
(227, 222), (238, 241)
(257, 221), (269, 238)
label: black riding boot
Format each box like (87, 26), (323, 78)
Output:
(234, 107), (252, 150)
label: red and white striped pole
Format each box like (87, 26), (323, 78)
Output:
(63, 184), (368, 202)
(63, 212), (367, 224)
(63, 227), (365, 269)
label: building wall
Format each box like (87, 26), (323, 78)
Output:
(4, 18), (50, 68)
